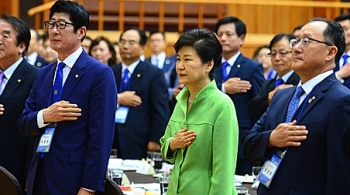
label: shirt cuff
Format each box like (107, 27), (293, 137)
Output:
(221, 83), (226, 93)
(82, 187), (96, 192)
(37, 109), (49, 128)
(335, 72), (345, 83)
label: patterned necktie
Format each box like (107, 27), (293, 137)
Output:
(221, 62), (230, 81)
(343, 54), (349, 66)
(156, 58), (160, 68)
(275, 78), (284, 87)
(0, 71), (4, 95)
(52, 62), (65, 103)
(121, 68), (130, 92)
(285, 86), (305, 122)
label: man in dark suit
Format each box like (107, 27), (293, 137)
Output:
(334, 13), (350, 89)
(26, 28), (47, 68)
(214, 16), (265, 175)
(0, 14), (39, 194)
(18, 1), (117, 194)
(248, 33), (300, 119)
(113, 27), (170, 159)
(146, 31), (177, 102)
(243, 18), (350, 194)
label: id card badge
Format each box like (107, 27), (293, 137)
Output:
(36, 127), (55, 153)
(258, 150), (286, 188)
(115, 106), (129, 124)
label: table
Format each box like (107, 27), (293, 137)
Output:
(124, 171), (257, 195)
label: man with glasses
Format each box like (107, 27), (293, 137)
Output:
(248, 33), (300, 120)
(243, 18), (350, 194)
(112, 27), (169, 160)
(214, 16), (265, 175)
(334, 13), (350, 89)
(18, 1), (117, 194)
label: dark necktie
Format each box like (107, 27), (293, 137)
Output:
(275, 78), (284, 87)
(121, 68), (130, 92)
(285, 86), (305, 122)
(52, 62), (65, 103)
(221, 62), (230, 81)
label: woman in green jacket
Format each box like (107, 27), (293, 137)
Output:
(160, 28), (239, 195)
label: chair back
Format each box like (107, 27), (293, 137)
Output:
(103, 176), (123, 195)
(0, 166), (22, 195)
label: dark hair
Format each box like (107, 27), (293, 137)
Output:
(214, 16), (246, 36)
(269, 33), (296, 50)
(49, 0), (89, 41)
(119, 27), (147, 46)
(253, 45), (269, 59)
(0, 14), (30, 56)
(149, 31), (166, 41)
(174, 28), (222, 80)
(309, 17), (345, 63)
(334, 13), (350, 22)
(292, 25), (303, 33)
(88, 36), (117, 66)
(30, 28), (41, 41)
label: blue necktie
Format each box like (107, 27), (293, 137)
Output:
(285, 86), (305, 122)
(0, 71), (4, 95)
(52, 62), (65, 103)
(343, 54), (349, 66)
(121, 68), (130, 92)
(275, 78), (284, 87)
(222, 62), (230, 81)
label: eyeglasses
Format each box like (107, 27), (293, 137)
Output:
(44, 21), (74, 29)
(119, 40), (138, 47)
(257, 54), (270, 58)
(290, 37), (333, 48)
(268, 51), (292, 58)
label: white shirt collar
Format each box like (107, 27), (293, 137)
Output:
(277, 70), (294, 83)
(297, 70), (333, 95)
(121, 60), (140, 76)
(222, 52), (241, 66)
(2, 57), (23, 80)
(57, 47), (83, 69)
(26, 52), (38, 65)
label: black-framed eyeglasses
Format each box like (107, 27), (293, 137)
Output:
(44, 21), (74, 29)
(268, 50), (293, 58)
(290, 37), (333, 48)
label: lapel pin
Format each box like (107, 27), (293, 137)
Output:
(37, 62), (42, 67)
(75, 74), (79, 78)
(17, 79), (21, 83)
(54, 90), (58, 95)
(308, 96), (316, 103)
(165, 59), (170, 64)
(237, 64), (241, 68)
(137, 74), (141, 78)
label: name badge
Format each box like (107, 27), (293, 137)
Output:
(258, 150), (285, 188)
(36, 127), (55, 153)
(115, 106), (129, 124)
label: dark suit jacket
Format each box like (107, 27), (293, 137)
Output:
(33, 56), (48, 68)
(112, 61), (170, 159)
(18, 51), (117, 194)
(214, 53), (265, 159)
(247, 72), (300, 119)
(243, 74), (350, 195)
(0, 59), (38, 193)
(145, 55), (176, 73)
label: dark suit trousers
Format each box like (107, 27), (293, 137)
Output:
(33, 159), (49, 195)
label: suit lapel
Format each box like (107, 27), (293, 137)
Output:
(0, 60), (28, 102)
(295, 75), (335, 122)
(60, 52), (86, 100)
(276, 87), (295, 123)
(114, 64), (122, 92)
(228, 53), (244, 78)
(129, 61), (145, 89)
(163, 58), (173, 72)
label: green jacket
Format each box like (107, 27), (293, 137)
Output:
(160, 80), (239, 195)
